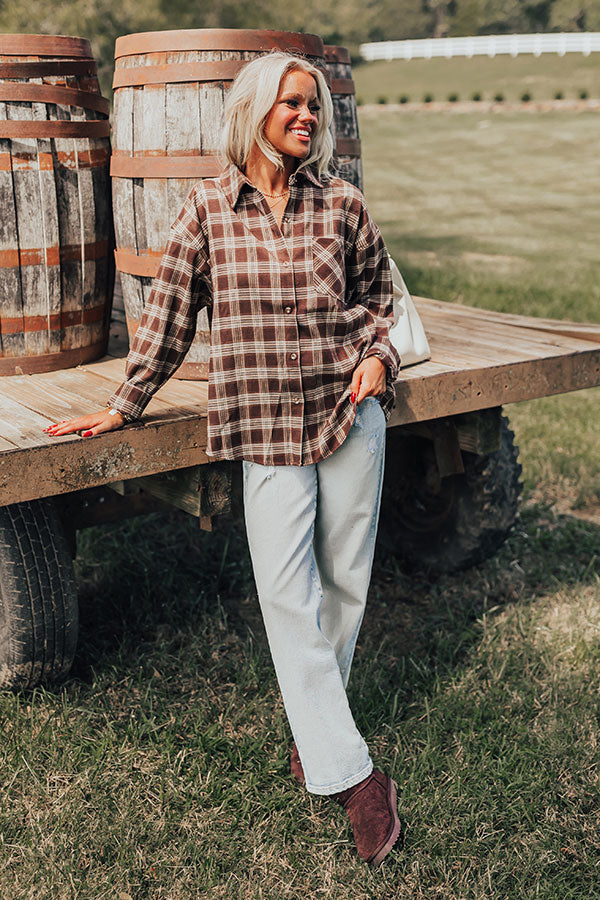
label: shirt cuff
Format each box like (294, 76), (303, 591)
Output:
(364, 342), (401, 383)
(106, 383), (153, 422)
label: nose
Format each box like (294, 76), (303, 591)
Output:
(298, 103), (317, 124)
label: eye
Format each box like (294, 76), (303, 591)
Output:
(310, 104), (321, 114)
(285, 99), (299, 108)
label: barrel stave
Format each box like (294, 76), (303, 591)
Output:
(0, 40), (112, 372)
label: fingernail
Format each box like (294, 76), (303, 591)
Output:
(82, 430), (92, 437)
(350, 392), (356, 403)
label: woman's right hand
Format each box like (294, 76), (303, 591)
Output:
(43, 409), (126, 438)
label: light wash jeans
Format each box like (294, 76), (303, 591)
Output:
(242, 396), (386, 795)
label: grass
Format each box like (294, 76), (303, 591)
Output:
(1, 506), (599, 898)
(361, 107), (600, 506)
(353, 53), (600, 105)
(2, 109), (600, 897)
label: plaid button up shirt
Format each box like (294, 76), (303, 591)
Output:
(108, 163), (400, 466)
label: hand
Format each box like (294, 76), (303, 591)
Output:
(349, 356), (387, 405)
(43, 409), (126, 438)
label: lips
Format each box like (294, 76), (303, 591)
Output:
(289, 128), (311, 141)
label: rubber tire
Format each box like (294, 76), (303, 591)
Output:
(378, 416), (523, 574)
(0, 498), (78, 691)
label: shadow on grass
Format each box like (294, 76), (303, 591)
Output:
(72, 502), (600, 716)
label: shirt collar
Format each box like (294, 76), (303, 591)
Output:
(218, 161), (324, 209)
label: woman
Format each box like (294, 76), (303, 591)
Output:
(45, 52), (402, 865)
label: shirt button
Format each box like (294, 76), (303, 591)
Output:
(285, 306), (292, 314)
(293, 398), (301, 405)
(282, 260), (291, 268)
(290, 353), (297, 360)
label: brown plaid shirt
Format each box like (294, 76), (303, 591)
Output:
(108, 163), (400, 466)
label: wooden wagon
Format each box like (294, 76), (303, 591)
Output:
(0, 294), (598, 689)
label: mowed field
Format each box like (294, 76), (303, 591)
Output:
(1, 105), (599, 898)
(361, 106), (600, 510)
(353, 53), (600, 104)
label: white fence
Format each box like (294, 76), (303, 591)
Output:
(360, 32), (600, 61)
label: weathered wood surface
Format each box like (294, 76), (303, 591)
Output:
(0, 36), (112, 374)
(0, 297), (598, 507)
(324, 45), (362, 191)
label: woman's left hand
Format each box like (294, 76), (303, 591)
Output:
(349, 357), (387, 404)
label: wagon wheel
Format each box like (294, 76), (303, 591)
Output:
(378, 416), (522, 574)
(0, 498), (78, 691)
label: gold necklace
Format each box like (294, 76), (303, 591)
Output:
(254, 184), (289, 199)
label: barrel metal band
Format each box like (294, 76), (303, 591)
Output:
(336, 137), (361, 156)
(324, 46), (351, 64)
(115, 249), (161, 278)
(0, 35), (93, 58)
(115, 28), (324, 59)
(330, 78), (355, 95)
(0, 60), (97, 78)
(110, 155), (222, 179)
(113, 59), (245, 88)
(0, 303), (107, 335)
(0, 120), (110, 138)
(0, 83), (109, 115)
(0, 338), (108, 376)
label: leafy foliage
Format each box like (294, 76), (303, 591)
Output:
(0, 0), (599, 98)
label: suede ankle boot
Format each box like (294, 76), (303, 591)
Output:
(290, 742), (305, 785)
(332, 770), (402, 865)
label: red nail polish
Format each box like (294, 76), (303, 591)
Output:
(82, 430), (93, 437)
(350, 392), (356, 403)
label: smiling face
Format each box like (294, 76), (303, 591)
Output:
(262, 68), (321, 162)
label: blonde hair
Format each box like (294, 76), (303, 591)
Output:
(221, 52), (334, 178)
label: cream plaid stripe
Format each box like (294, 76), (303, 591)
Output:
(109, 164), (400, 466)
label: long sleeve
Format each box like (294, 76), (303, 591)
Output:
(108, 186), (212, 421)
(345, 196), (400, 384)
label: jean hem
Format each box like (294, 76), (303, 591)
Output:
(305, 758), (374, 796)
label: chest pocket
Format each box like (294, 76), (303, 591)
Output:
(312, 235), (346, 305)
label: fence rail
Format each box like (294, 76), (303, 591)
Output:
(360, 32), (600, 61)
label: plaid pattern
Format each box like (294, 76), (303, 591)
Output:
(108, 163), (400, 466)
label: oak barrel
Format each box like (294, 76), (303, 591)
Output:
(111, 28), (326, 379)
(0, 34), (112, 374)
(324, 45), (362, 191)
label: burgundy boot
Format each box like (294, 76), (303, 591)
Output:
(290, 743), (305, 785)
(333, 770), (402, 865)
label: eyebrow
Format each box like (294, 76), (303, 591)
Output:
(280, 91), (319, 102)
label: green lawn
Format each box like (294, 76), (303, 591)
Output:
(353, 53), (600, 105)
(1, 110), (599, 898)
(361, 107), (600, 507)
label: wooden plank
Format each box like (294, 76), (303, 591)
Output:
(419, 305), (596, 358)
(36, 127), (62, 354)
(0, 109), (26, 358)
(0, 369), (176, 423)
(77, 355), (209, 408)
(415, 296), (600, 343)
(389, 347), (600, 426)
(7, 101), (49, 357)
(0, 415), (211, 505)
(0, 391), (71, 447)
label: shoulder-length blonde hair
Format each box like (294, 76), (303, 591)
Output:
(221, 52), (334, 178)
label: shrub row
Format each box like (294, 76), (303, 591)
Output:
(360, 89), (591, 106)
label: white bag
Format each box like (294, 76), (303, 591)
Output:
(387, 254), (431, 368)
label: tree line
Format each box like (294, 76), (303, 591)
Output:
(0, 0), (598, 97)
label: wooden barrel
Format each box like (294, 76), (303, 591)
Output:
(324, 45), (362, 192)
(0, 34), (112, 375)
(111, 29), (326, 379)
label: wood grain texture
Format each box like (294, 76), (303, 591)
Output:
(0, 43), (112, 372)
(325, 48), (363, 190)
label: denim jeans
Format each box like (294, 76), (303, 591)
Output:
(242, 397), (386, 795)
